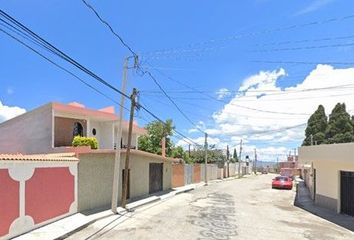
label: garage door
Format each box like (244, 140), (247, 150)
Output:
(149, 163), (163, 194)
(340, 171), (354, 217)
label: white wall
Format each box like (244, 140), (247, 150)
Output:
(0, 104), (53, 154)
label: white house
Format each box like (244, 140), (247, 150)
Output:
(0, 102), (146, 154)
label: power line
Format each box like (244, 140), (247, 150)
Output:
(81, 0), (137, 57)
(252, 42), (354, 53)
(251, 60), (354, 66)
(0, 9), (201, 147)
(140, 70), (205, 133)
(145, 63), (311, 116)
(78, 3), (206, 134)
(0, 27), (130, 113)
(255, 34), (354, 47)
(140, 13), (354, 58)
(0, 9), (131, 99)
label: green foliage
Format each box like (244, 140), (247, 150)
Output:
(232, 148), (238, 162)
(303, 105), (327, 146)
(138, 119), (175, 156)
(303, 103), (354, 145)
(72, 136), (98, 149)
(189, 145), (226, 164)
(325, 103), (354, 144)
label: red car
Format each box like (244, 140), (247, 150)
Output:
(272, 176), (293, 190)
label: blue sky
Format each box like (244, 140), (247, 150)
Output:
(1, 0), (354, 160)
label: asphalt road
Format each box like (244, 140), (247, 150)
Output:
(67, 174), (354, 240)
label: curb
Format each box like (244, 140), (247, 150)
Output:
(54, 185), (199, 239)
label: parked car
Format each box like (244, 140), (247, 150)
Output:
(272, 176), (293, 190)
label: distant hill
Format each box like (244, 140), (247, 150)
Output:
(255, 161), (278, 168)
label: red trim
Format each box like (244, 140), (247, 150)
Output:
(0, 169), (19, 237)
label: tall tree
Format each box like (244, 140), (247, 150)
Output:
(233, 148), (239, 162)
(138, 119), (175, 156)
(302, 105), (327, 146)
(325, 103), (354, 144)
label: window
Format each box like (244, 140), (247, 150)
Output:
(73, 122), (83, 137)
(92, 128), (97, 136)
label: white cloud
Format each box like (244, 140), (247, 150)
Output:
(207, 64), (354, 147)
(294, 0), (334, 16)
(0, 101), (26, 123)
(216, 88), (231, 100)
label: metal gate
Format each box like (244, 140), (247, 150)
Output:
(149, 163), (163, 194)
(341, 171), (354, 216)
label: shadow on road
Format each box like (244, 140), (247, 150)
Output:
(294, 181), (354, 232)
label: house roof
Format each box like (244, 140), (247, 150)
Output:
(51, 102), (146, 135)
(0, 153), (78, 162)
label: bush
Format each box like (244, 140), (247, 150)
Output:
(72, 136), (98, 149)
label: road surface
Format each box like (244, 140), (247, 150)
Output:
(67, 174), (354, 240)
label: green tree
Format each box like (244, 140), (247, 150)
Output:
(232, 148), (239, 162)
(325, 103), (354, 144)
(138, 119), (175, 156)
(189, 145), (225, 164)
(302, 105), (327, 146)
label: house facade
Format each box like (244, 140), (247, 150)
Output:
(299, 143), (354, 217)
(0, 102), (146, 154)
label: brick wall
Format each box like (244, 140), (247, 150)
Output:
(193, 164), (201, 183)
(172, 164), (185, 188)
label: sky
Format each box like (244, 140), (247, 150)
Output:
(1, 0), (354, 161)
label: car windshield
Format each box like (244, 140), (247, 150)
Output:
(275, 177), (288, 181)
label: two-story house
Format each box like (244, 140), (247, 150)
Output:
(0, 102), (146, 154)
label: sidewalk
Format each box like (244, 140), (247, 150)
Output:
(14, 176), (242, 240)
(13, 182), (206, 240)
(294, 179), (354, 232)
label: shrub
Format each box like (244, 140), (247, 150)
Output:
(72, 136), (98, 149)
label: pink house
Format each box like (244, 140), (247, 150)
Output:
(0, 102), (146, 154)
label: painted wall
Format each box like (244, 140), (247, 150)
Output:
(299, 143), (354, 212)
(0, 104), (52, 154)
(171, 164), (184, 188)
(77, 152), (172, 212)
(54, 117), (87, 147)
(0, 161), (77, 240)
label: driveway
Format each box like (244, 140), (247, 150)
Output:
(67, 174), (354, 240)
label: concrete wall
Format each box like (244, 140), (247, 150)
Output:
(0, 104), (53, 154)
(77, 152), (172, 212)
(299, 143), (354, 212)
(0, 160), (78, 240)
(184, 164), (193, 185)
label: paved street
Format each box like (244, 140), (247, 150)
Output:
(67, 174), (354, 240)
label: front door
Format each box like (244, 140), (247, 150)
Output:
(341, 171), (354, 216)
(149, 163), (163, 194)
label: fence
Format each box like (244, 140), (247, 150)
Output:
(0, 154), (78, 240)
(172, 162), (250, 188)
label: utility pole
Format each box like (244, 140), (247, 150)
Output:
(226, 145), (230, 178)
(121, 88), (138, 208)
(204, 133), (208, 185)
(254, 148), (257, 175)
(310, 134), (313, 146)
(111, 57), (129, 213)
(238, 139), (243, 178)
